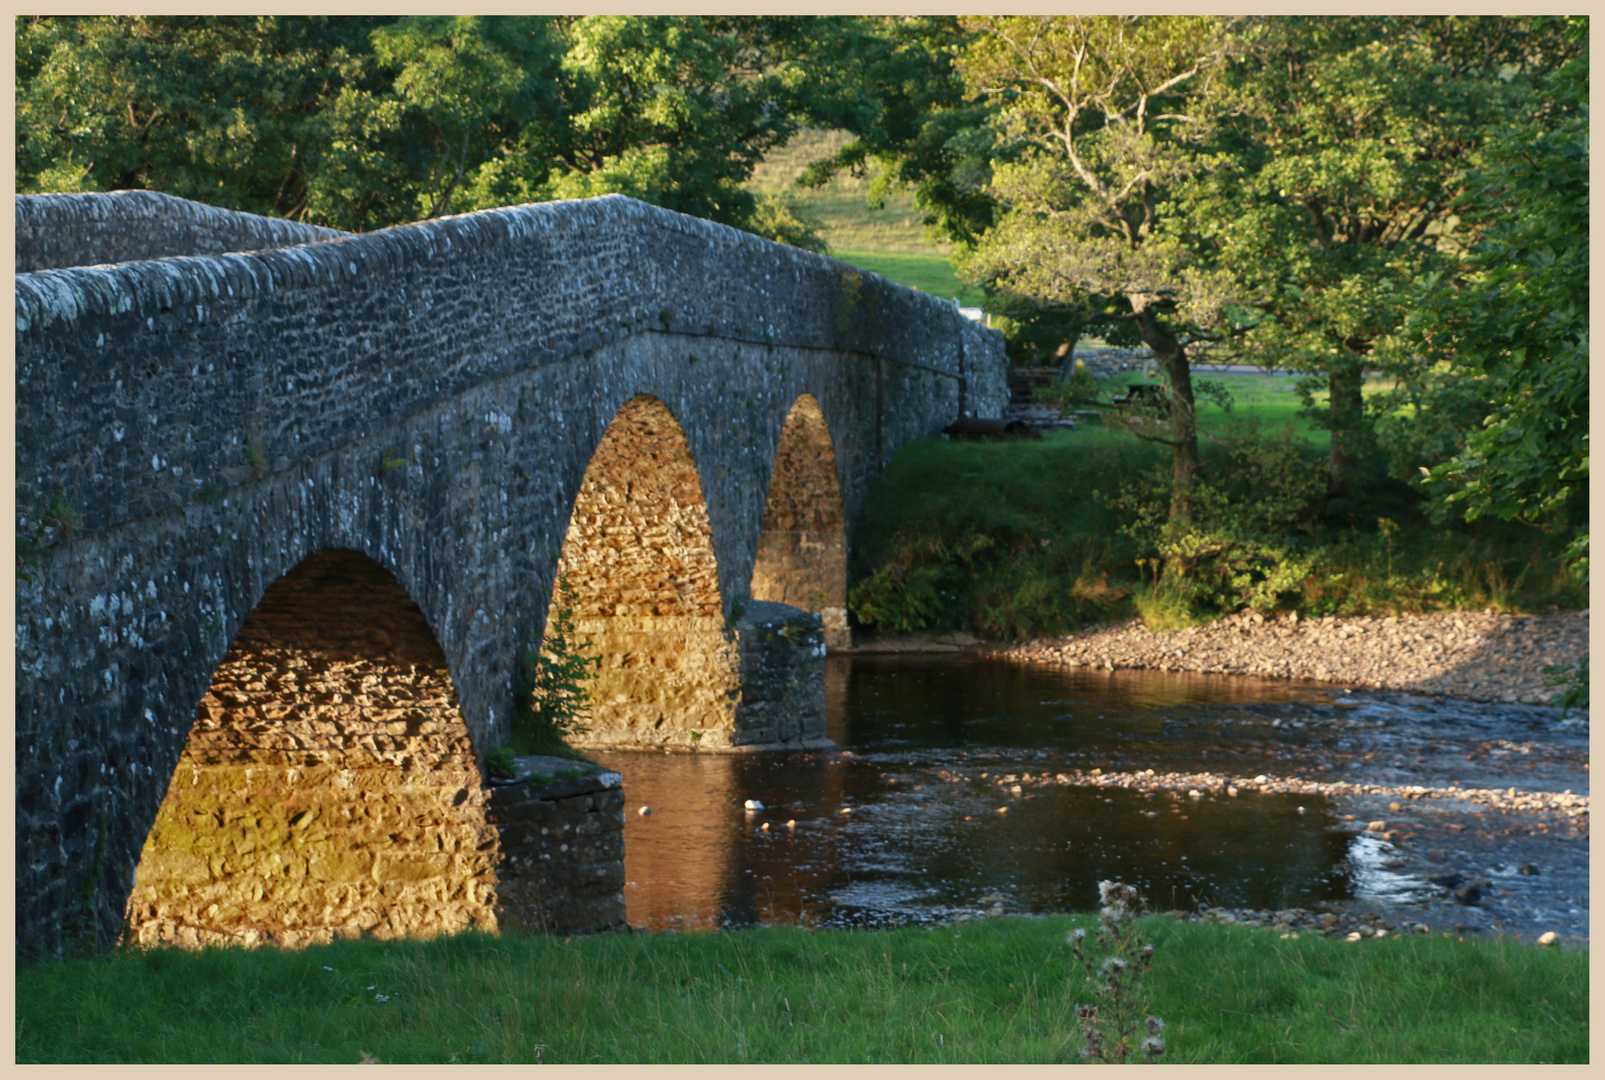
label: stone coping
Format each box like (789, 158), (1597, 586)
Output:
(489, 754), (622, 800)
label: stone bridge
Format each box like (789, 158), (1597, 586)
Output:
(14, 190), (1006, 955)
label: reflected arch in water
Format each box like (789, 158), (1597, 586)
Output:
(125, 548), (499, 948)
(750, 393), (849, 650)
(553, 393), (737, 748)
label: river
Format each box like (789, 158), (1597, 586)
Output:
(592, 655), (1589, 939)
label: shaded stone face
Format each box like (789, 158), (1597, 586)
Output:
(751, 394), (849, 649)
(126, 549), (501, 947)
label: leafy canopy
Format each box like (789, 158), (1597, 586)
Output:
(16, 14), (912, 244)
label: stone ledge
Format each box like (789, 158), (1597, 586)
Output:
(488, 755), (622, 802)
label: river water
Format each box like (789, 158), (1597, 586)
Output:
(594, 655), (1524, 931)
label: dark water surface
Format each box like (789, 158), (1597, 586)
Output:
(595, 656), (1384, 930)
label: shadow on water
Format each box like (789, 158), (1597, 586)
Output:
(596, 655), (1372, 930)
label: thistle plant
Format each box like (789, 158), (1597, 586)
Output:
(1068, 881), (1166, 1062)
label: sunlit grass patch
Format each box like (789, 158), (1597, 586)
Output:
(16, 917), (1586, 1064)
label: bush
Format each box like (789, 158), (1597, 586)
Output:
(1103, 421), (1325, 620)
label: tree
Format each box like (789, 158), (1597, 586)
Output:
(1184, 16), (1581, 495)
(953, 16), (1243, 520)
(16, 15), (386, 224)
(15, 15), (896, 245)
(1396, 22), (1588, 561)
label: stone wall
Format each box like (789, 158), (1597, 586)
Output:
(751, 395), (849, 650)
(485, 757), (627, 935)
(726, 601), (828, 750)
(16, 190), (347, 273)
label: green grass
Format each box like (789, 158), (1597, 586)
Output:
(16, 917), (1585, 1063)
(747, 127), (985, 303)
(830, 249), (985, 306)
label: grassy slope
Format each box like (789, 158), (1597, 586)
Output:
(745, 127), (986, 305)
(16, 917), (1585, 1064)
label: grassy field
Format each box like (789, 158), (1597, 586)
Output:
(746, 127), (987, 305)
(16, 916), (1585, 1064)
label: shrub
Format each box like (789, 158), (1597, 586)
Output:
(511, 572), (597, 756)
(1104, 421), (1325, 619)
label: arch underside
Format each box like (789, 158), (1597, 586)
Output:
(750, 394), (849, 650)
(553, 394), (739, 749)
(126, 549), (499, 947)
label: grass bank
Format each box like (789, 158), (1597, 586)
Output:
(746, 127), (985, 306)
(16, 916), (1584, 1064)
(849, 374), (1585, 639)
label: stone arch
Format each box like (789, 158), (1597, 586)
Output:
(553, 394), (738, 749)
(124, 548), (499, 948)
(751, 394), (850, 650)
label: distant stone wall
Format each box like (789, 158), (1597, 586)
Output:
(16, 190), (347, 273)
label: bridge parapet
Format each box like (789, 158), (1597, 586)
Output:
(16, 189), (349, 274)
(18, 194), (1002, 545)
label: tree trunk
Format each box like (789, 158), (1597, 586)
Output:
(1128, 297), (1200, 522)
(1054, 331), (1082, 382)
(1326, 358), (1365, 497)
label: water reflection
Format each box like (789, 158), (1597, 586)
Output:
(596, 655), (1362, 931)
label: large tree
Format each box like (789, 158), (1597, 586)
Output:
(1396, 22), (1588, 558)
(953, 16), (1243, 519)
(1184, 16), (1582, 495)
(15, 15), (897, 242)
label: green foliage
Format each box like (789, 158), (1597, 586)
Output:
(1386, 24), (1588, 578)
(953, 16), (1248, 517)
(1185, 16), (1580, 491)
(1103, 422), (1325, 618)
(483, 746), (517, 781)
(745, 193), (829, 254)
(850, 377), (1583, 638)
(15, 918), (1587, 1063)
(849, 429), (1151, 638)
(1543, 653), (1588, 719)
(512, 572), (597, 756)
(16, 15), (928, 246)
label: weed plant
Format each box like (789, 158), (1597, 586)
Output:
(1068, 882), (1166, 1061)
(15, 917), (1585, 1064)
(507, 572), (597, 762)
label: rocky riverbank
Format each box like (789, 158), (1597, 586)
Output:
(990, 608), (1589, 705)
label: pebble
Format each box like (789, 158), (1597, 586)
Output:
(999, 766), (1588, 820)
(993, 609), (1588, 705)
